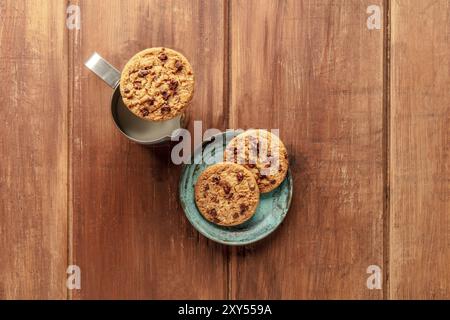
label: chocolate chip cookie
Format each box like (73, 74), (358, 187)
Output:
(224, 129), (289, 193)
(194, 163), (260, 226)
(119, 47), (194, 121)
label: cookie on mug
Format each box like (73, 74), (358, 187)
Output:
(120, 47), (194, 121)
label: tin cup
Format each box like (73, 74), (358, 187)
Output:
(84, 52), (187, 145)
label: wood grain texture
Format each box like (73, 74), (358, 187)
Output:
(1, 0), (450, 300)
(0, 0), (68, 299)
(229, 0), (385, 299)
(390, 0), (450, 299)
(71, 0), (227, 299)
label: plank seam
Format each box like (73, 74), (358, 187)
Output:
(66, 0), (72, 301)
(383, 0), (392, 301)
(66, 0), (80, 301)
(224, 0), (233, 301)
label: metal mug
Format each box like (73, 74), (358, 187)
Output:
(84, 52), (187, 145)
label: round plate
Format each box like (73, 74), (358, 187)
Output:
(179, 131), (293, 245)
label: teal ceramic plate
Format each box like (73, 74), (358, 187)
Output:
(179, 131), (293, 245)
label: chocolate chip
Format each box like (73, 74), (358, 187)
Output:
(138, 69), (150, 77)
(239, 204), (248, 215)
(270, 179), (277, 184)
(212, 175), (220, 183)
(146, 98), (155, 106)
(248, 164), (256, 168)
(258, 173), (267, 180)
(233, 148), (238, 155)
(222, 183), (231, 194)
(169, 80), (178, 90)
(124, 88), (130, 93)
(133, 81), (142, 89)
(209, 208), (217, 217)
(161, 91), (170, 100)
(160, 104), (171, 113)
(175, 60), (183, 72)
(265, 157), (277, 168)
(224, 192), (233, 200)
(204, 184), (209, 191)
(140, 108), (149, 117)
(249, 184), (256, 191)
(248, 139), (260, 155)
(237, 172), (244, 182)
(159, 53), (168, 61)
(233, 212), (239, 219)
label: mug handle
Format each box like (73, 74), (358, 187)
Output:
(84, 52), (121, 89)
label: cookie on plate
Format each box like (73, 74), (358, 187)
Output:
(224, 129), (289, 193)
(120, 47), (194, 121)
(194, 163), (260, 226)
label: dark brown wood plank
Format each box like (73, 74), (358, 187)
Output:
(72, 0), (227, 299)
(390, 0), (450, 299)
(229, 0), (385, 299)
(0, 0), (68, 299)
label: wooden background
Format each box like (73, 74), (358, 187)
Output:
(0, 0), (448, 299)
